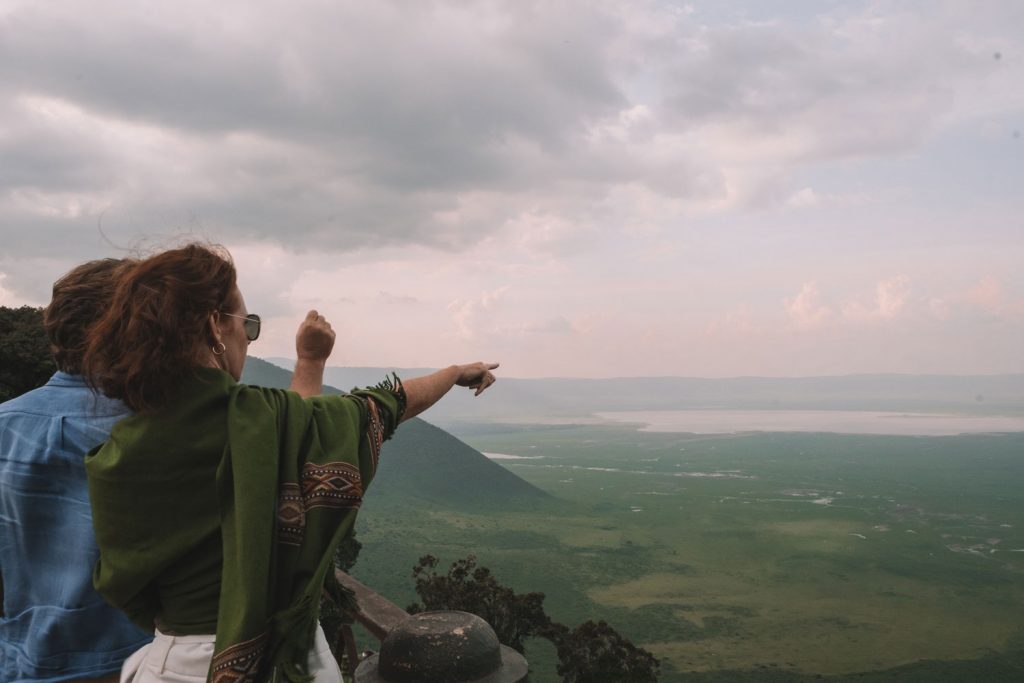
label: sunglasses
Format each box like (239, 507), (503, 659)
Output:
(220, 311), (261, 341)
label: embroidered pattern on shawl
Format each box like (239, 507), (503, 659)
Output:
(301, 461), (363, 510)
(277, 482), (305, 547)
(211, 631), (269, 683)
(365, 397), (386, 472)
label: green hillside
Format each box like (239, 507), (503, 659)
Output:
(371, 417), (550, 508)
(243, 356), (345, 395)
(240, 356), (549, 509)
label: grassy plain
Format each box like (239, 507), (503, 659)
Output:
(351, 425), (1024, 681)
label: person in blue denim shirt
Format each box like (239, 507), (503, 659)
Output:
(1, 257), (338, 683)
(0, 258), (151, 683)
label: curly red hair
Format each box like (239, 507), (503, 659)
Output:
(81, 243), (237, 413)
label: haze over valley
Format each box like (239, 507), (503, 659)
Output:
(264, 357), (1024, 427)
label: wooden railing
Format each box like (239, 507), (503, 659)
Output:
(328, 570), (528, 682)
(329, 569), (410, 678)
(334, 569), (411, 639)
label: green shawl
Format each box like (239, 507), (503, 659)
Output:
(86, 368), (405, 682)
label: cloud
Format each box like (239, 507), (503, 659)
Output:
(876, 276), (911, 318)
(508, 316), (575, 336)
(0, 273), (15, 307)
(376, 291), (421, 306)
(0, 255), (85, 307)
(503, 210), (597, 258)
(0, 0), (631, 257)
(447, 286), (511, 341)
(785, 282), (832, 330)
(706, 303), (758, 337)
(2, 0), (1020, 262)
(784, 186), (874, 209)
(446, 287), (582, 343)
(842, 275), (911, 323)
(658, 3), (1016, 162)
(927, 297), (951, 321)
(965, 276), (1024, 319)
(786, 187), (820, 209)
(1, 1), (1022, 377)
(781, 274), (1024, 337)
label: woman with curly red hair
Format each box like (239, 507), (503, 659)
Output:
(81, 243), (497, 683)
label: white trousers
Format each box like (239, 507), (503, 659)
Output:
(121, 625), (343, 683)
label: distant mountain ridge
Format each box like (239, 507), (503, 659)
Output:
(262, 357), (1024, 420)
(240, 357), (550, 508)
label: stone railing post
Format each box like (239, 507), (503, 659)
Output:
(333, 570), (529, 682)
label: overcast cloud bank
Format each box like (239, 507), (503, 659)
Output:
(1, 0), (1021, 376)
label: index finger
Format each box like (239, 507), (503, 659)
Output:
(305, 309), (319, 321)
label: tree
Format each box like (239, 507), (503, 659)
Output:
(554, 620), (660, 683)
(408, 554), (557, 653)
(0, 306), (54, 403)
(332, 530), (363, 574)
(0, 306), (54, 612)
(407, 555), (659, 681)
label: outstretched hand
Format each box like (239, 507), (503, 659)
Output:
(400, 361), (500, 422)
(295, 310), (336, 363)
(455, 362), (500, 396)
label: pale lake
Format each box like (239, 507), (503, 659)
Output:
(593, 409), (1024, 436)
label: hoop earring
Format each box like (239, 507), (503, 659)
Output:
(212, 342), (226, 355)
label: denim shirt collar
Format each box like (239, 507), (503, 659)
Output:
(47, 371), (87, 387)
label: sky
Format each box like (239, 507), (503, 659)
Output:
(1, 0), (1021, 378)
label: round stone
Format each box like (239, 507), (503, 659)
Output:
(354, 610), (528, 682)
